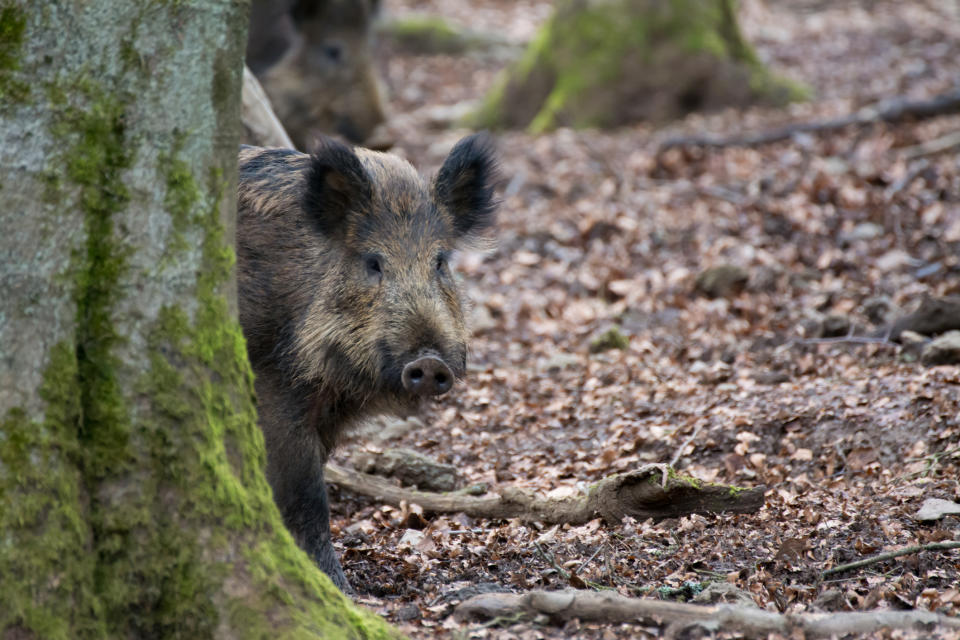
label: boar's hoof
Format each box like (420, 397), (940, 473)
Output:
(402, 356), (454, 396)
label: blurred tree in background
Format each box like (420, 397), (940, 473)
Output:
(471, 0), (805, 132)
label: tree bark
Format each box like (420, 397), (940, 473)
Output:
(0, 2), (395, 638)
(470, 0), (805, 132)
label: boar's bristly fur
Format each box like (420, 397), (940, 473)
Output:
(236, 134), (498, 592)
(435, 133), (499, 238)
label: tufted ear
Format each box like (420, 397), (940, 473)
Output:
(433, 133), (499, 240)
(290, 0), (324, 22)
(303, 135), (372, 237)
(292, 0), (375, 27)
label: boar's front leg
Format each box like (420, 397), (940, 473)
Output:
(276, 457), (349, 592)
(254, 371), (351, 592)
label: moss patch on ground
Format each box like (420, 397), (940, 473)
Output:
(378, 14), (511, 56)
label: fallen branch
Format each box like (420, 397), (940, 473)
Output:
(454, 589), (960, 638)
(241, 65), (296, 149)
(901, 130), (960, 160)
(822, 540), (960, 579)
(792, 335), (896, 347)
(325, 462), (765, 525)
(883, 295), (960, 341)
(659, 88), (960, 150)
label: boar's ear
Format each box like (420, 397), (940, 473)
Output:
(434, 133), (499, 239)
(304, 136), (372, 237)
(290, 0), (324, 23)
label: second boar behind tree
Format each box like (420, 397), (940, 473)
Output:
(237, 134), (498, 591)
(245, 0), (387, 149)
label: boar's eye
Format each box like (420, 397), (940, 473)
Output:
(435, 252), (448, 274)
(323, 44), (342, 63)
(364, 254), (383, 283)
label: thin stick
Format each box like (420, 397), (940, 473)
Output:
(534, 542), (570, 580)
(575, 543), (605, 575)
(885, 160), (930, 199)
(901, 130), (960, 160)
(822, 541), (960, 578)
(791, 334), (896, 347)
(660, 89), (960, 151)
(670, 424), (704, 468)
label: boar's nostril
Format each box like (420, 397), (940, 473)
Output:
(402, 356), (454, 396)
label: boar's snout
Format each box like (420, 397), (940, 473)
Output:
(402, 355), (454, 397)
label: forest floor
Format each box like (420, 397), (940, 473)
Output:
(327, 1), (960, 637)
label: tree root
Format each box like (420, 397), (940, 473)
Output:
(325, 462), (764, 525)
(659, 88), (960, 151)
(454, 589), (960, 638)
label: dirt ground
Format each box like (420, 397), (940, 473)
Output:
(326, 1), (960, 637)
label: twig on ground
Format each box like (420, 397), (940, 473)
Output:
(534, 542), (571, 580)
(908, 446), (960, 464)
(659, 89), (960, 151)
(791, 334), (896, 347)
(771, 146), (812, 198)
(325, 462), (764, 525)
(901, 446), (960, 480)
(454, 589), (960, 637)
(670, 424), (704, 468)
(579, 134), (628, 198)
(575, 543), (605, 576)
(900, 130), (960, 160)
(885, 160), (931, 199)
(822, 541), (960, 578)
(697, 184), (748, 206)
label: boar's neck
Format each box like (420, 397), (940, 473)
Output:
(303, 385), (368, 456)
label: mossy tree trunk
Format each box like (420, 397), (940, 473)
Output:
(471, 0), (805, 132)
(0, 2), (396, 638)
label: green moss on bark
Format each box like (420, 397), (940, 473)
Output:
(160, 137), (198, 259)
(150, 150), (398, 639)
(0, 344), (102, 640)
(60, 93), (134, 480)
(50, 81), (218, 638)
(0, 3), (29, 102)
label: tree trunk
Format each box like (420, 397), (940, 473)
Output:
(0, 2), (396, 638)
(470, 0), (805, 132)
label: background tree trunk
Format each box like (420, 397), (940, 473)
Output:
(0, 2), (395, 637)
(470, 0), (806, 132)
